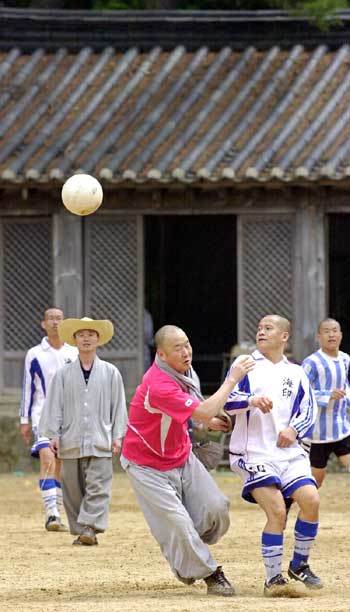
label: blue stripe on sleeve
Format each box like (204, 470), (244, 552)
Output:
(292, 380), (315, 438)
(316, 351), (332, 390)
(333, 360), (341, 439)
(238, 374), (251, 394)
(28, 358), (46, 418)
(291, 383), (304, 419)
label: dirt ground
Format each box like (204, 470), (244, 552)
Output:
(0, 471), (349, 612)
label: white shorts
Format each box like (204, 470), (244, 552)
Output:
(231, 454), (316, 504)
(30, 426), (51, 458)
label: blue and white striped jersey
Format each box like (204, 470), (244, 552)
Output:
(224, 350), (317, 462)
(20, 337), (77, 430)
(302, 349), (350, 443)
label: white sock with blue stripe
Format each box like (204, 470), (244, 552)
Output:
(262, 532), (284, 583)
(40, 478), (59, 519)
(291, 517), (318, 570)
(55, 479), (63, 518)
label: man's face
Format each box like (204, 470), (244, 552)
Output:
(256, 317), (288, 353)
(158, 330), (193, 374)
(318, 321), (342, 352)
(74, 329), (99, 352)
(42, 308), (64, 337)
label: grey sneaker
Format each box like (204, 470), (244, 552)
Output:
(72, 535), (98, 546)
(288, 562), (323, 589)
(204, 566), (235, 596)
(79, 525), (97, 546)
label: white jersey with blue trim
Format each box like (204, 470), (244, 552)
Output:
(302, 349), (350, 443)
(20, 337), (78, 429)
(224, 350), (317, 462)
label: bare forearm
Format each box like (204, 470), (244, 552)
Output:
(192, 379), (240, 424)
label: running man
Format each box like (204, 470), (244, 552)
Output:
(20, 307), (77, 531)
(302, 318), (350, 488)
(121, 324), (254, 596)
(224, 315), (322, 597)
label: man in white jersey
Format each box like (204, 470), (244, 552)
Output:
(224, 315), (322, 597)
(20, 308), (77, 531)
(302, 318), (350, 488)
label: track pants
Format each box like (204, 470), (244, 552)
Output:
(121, 451), (230, 582)
(61, 456), (113, 535)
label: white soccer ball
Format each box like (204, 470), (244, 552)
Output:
(61, 174), (103, 216)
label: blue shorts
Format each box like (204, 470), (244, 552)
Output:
(231, 454), (316, 504)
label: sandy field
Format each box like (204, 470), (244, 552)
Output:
(0, 470), (349, 612)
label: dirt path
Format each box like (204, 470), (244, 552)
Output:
(0, 471), (349, 612)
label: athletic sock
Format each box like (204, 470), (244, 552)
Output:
(55, 479), (63, 519)
(39, 478), (59, 519)
(290, 517), (318, 570)
(262, 532), (284, 583)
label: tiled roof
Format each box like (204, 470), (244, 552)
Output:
(1, 10), (350, 186)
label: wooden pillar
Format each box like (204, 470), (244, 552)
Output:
(293, 200), (327, 361)
(137, 215), (145, 382)
(0, 220), (4, 392)
(52, 211), (83, 317)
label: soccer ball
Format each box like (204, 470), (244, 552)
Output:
(61, 174), (103, 216)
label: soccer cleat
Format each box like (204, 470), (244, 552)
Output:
(79, 525), (97, 546)
(264, 573), (307, 598)
(204, 566), (235, 596)
(45, 515), (62, 531)
(288, 561), (323, 589)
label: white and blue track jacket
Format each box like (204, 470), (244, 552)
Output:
(225, 350), (317, 462)
(20, 337), (77, 430)
(302, 349), (350, 443)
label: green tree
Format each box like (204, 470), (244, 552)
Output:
(3, 0), (350, 25)
(92, 0), (349, 10)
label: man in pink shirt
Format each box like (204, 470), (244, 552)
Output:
(121, 325), (254, 596)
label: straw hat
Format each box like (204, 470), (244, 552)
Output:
(58, 317), (114, 347)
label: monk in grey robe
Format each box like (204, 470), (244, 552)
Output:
(39, 317), (127, 546)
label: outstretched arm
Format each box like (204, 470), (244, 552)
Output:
(192, 356), (255, 425)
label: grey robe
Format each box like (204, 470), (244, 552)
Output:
(39, 356), (127, 459)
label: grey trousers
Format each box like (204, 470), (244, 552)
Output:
(61, 456), (113, 535)
(121, 451), (230, 582)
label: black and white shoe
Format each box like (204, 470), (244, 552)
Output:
(45, 515), (67, 532)
(288, 561), (323, 589)
(264, 573), (307, 598)
(264, 574), (289, 597)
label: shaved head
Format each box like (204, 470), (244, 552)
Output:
(259, 314), (291, 334)
(318, 317), (340, 333)
(155, 325), (192, 374)
(155, 325), (186, 349)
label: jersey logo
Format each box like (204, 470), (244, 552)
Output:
(282, 376), (294, 398)
(185, 399), (193, 407)
(144, 387), (172, 454)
